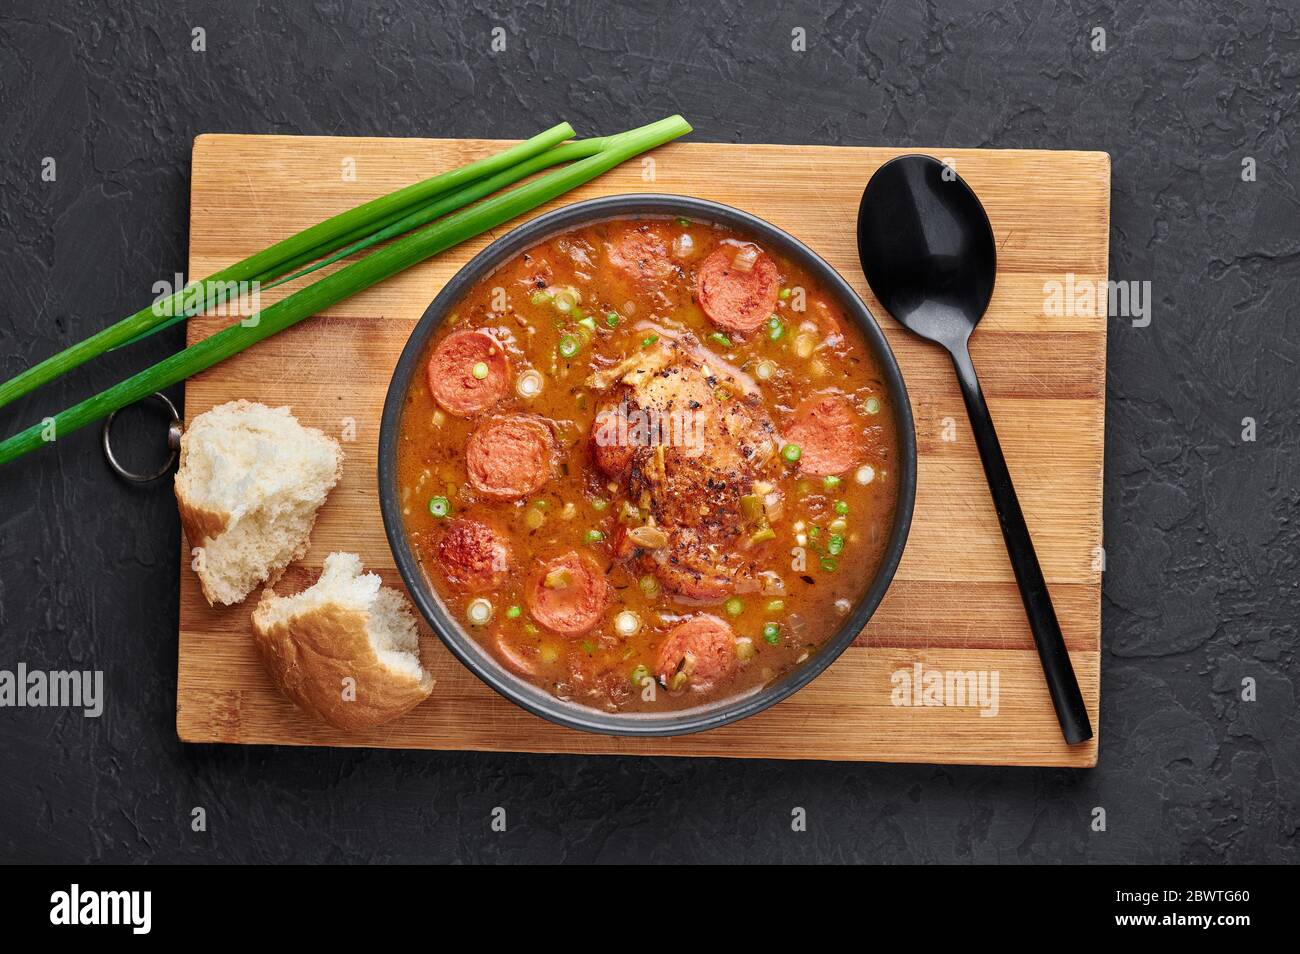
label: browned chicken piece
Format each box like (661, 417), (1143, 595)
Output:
(594, 332), (777, 601)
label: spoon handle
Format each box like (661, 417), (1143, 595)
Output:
(949, 342), (1094, 745)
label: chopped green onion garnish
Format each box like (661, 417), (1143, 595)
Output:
(763, 622), (780, 644)
(724, 597), (744, 617)
(578, 315), (597, 332)
(530, 290), (552, 305)
(765, 599), (786, 613)
(864, 396), (881, 415)
(606, 312), (620, 327)
(834, 500), (849, 515)
(466, 598), (493, 625)
(781, 443), (802, 463)
(820, 556), (839, 572)
(829, 518), (848, 534)
(471, 361), (489, 380)
(638, 574), (661, 597)
(641, 334), (659, 348)
(631, 664), (650, 686)
(767, 315), (785, 341)
(750, 526), (776, 544)
(585, 528), (605, 544)
(581, 640), (595, 655)
(591, 498), (608, 511)
(427, 496), (450, 518)
(676, 217), (692, 226)
(707, 332), (732, 349)
(827, 534), (845, 556)
(506, 605), (522, 619)
(778, 288), (792, 300)
(516, 368), (543, 398)
(823, 475), (842, 490)
(558, 334), (580, 358)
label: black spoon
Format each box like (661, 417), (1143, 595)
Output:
(857, 155), (1093, 745)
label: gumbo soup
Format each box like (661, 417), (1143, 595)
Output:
(395, 216), (899, 712)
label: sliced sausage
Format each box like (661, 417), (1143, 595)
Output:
(695, 245), (780, 335)
(436, 518), (511, 593)
(465, 415), (555, 500)
(525, 551), (608, 636)
(606, 226), (675, 284)
(590, 400), (637, 478)
(426, 329), (510, 416)
(786, 392), (862, 477)
(494, 634), (544, 678)
(655, 614), (738, 691)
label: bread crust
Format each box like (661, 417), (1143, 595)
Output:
(176, 496), (229, 549)
(251, 591), (433, 731)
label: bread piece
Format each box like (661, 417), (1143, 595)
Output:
(175, 400), (342, 606)
(251, 552), (434, 730)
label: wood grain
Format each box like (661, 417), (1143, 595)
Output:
(177, 135), (1109, 766)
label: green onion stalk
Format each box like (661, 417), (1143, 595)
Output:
(0, 115), (692, 466)
(0, 122), (579, 408)
(117, 135), (613, 349)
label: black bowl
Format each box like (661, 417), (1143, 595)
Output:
(379, 194), (916, 736)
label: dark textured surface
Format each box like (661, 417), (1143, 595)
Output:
(0, 0), (1296, 864)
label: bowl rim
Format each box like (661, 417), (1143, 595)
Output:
(378, 193), (917, 737)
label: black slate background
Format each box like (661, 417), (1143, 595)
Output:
(0, 0), (1296, 864)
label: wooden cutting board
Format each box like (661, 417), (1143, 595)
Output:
(177, 134), (1108, 766)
